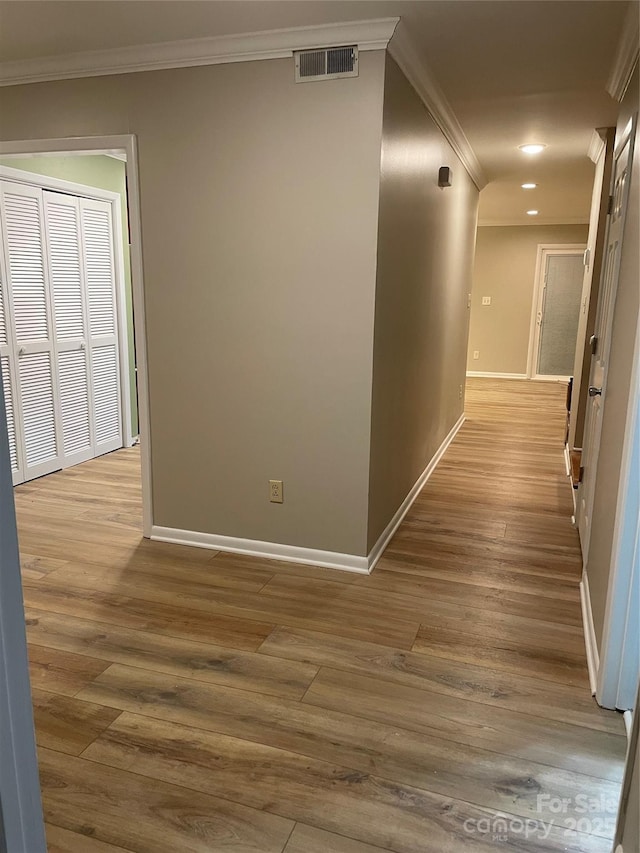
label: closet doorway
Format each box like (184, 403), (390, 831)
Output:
(0, 136), (151, 536)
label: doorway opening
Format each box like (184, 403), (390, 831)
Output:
(0, 135), (151, 535)
(527, 245), (586, 380)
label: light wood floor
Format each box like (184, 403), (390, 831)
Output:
(16, 379), (627, 853)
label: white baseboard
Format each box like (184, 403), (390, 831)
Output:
(580, 569), (600, 695)
(366, 413), (465, 572)
(151, 526), (371, 574)
(564, 444), (571, 477)
(623, 709), (633, 738)
(152, 414), (465, 575)
(466, 371), (528, 379)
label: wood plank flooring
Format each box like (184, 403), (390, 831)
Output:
(15, 379), (627, 852)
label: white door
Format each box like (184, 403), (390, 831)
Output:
(578, 118), (636, 553)
(0, 181), (124, 485)
(0, 181), (62, 484)
(43, 191), (94, 467)
(81, 197), (122, 454)
(533, 251), (585, 379)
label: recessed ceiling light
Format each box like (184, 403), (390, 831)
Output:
(521, 183), (537, 189)
(519, 144), (546, 154)
(527, 210), (539, 216)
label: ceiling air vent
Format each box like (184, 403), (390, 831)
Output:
(294, 46), (359, 83)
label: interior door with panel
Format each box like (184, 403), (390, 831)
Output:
(578, 117), (636, 554)
(533, 251), (585, 379)
(0, 181), (61, 484)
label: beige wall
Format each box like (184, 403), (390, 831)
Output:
(367, 57), (479, 550)
(0, 56), (386, 556)
(585, 66), (639, 646)
(468, 224), (588, 375)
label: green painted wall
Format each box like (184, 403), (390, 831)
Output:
(0, 154), (138, 435)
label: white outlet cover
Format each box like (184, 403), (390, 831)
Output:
(473, 351), (480, 359)
(482, 296), (491, 306)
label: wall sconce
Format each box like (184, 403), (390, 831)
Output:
(438, 166), (452, 187)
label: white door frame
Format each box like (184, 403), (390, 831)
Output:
(0, 165), (134, 461)
(0, 135), (152, 537)
(526, 244), (587, 381)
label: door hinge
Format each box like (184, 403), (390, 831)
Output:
(607, 194), (614, 215)
(590, 334), (598, 355)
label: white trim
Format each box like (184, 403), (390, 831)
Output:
(387, 22), (486, 191)
(0, 164), (135, 449)
(0, 135), (153, 538)
(606, 3), (639, 102)
(526, 244), (587, 380)
(153, 414), (465, 574)
(466, 371), (527, 379)
(564, 444), (578, 515)
(0, 18), (399, 88)
(588, 129), (607, 165)
(479, 217), (590, 227)
(623, 710), (633, 739)
(580, 569), (600, 696)
(151, 526), (371, 574)
(367, 414), (465, 572)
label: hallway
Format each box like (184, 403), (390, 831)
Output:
(16, 378), (627, 852)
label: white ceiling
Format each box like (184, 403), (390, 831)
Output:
(0, 0), (631, 225)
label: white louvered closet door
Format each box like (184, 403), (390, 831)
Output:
(43, 191), (94, 467)
(80, 197), (122, 454)
(0, 238), (23, 483)
(0, 181), (61, 483)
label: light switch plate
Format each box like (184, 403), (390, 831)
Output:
(482, 296), (491, 306)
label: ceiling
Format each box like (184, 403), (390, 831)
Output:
(0, 0), (632, 225)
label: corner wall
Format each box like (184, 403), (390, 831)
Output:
(0, 55), (386, 557)
(367, 56), (479, 551)
(468, 224), (588, 375)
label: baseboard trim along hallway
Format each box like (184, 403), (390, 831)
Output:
(580, 568), (600, 695)
(152, 414), (466, 574)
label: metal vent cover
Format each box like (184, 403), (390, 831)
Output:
(294, 46), (358, 82)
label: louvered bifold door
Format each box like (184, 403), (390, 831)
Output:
(43, 191), (94, 467)
(0, 220), (24, 484)
(0, 181), (62, 481)
(80, 197), (122, 455)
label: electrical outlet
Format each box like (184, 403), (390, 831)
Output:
(467, 293), (472, 308)
(459, 384), (463, 399)
(473, 350), (480, 360)
(482, 296), (491, 306)
(269, 480), (283, 503)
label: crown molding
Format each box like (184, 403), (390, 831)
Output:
(0, 18), (399, 88)
(606, 3), (639, 102)
(387, 21), (486, 190)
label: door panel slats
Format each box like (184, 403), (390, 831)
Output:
(1, 355), (18, 472)
(18, 351), (58, 467)
(92, 344), (120, 445)
(3, 191), (49, 343)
